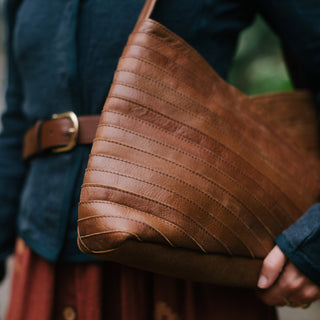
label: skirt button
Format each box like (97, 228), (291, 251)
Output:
(62, 306), (77, 320)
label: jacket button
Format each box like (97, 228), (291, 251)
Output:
(62, 306), (77, 320)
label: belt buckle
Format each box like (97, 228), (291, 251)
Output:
(51, 111), (79, 153)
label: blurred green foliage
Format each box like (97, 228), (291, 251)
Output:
(228, 16), (293, 95)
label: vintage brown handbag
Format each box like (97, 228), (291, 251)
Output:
(78, 0), (320, 287)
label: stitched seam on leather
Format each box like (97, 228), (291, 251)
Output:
(115, 80), (292, 177)
(97, 124), (277, 238)
(146, 19), (213, 68)
(117, 60), (215, 114)
(88, 153), (237, 205)
(125, 54), (316, 180)
(111, 79), (310, 211)
(114, 82), (208, 127)
(118, 58), (198, 93)
(133, 31), (203, 71)
(104, 96), (298, 221)
(126, 36), (214, 91)
(87, 153), (286, 252)
(80, 230), (142, 241)
(108, 89), (304, 208)
(106, 96), (262, 175)
(138, 20), (316, 162)
(79, 247), (118, 255)
(104, 107), (295, 225)
(146, 19), (198, 50)
(113, 80), (277, 176)
(90, 138), (267, 255)
(81, 184), (233, 255)
(86, 167), (213, 215)
(112, 80), (307, 193)
(85, 166), (256, 255)
(94, 137), (250, 216)
(94, 138), (268, 254)
(103, 109), (288, 225)
(79, 214), (174, 247)
(79, 199), (206, 253)
(134, 21), (215, 78)
(77, 232), (95, 253)
(126, 31), (314, 190)
(124, 42), (209, 89)
(145, 19), (245, 83)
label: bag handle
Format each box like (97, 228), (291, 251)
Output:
(136, 0), (157, 26)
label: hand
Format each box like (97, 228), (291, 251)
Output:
(256, 245), (320, 307)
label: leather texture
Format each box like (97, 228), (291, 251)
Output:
(23, 115), (100, 159)
(78, 0), (320, 287)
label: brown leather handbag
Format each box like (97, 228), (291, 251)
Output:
(78, 0), (320, 287)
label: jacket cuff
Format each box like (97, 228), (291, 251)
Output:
(275, 203), (320, 286)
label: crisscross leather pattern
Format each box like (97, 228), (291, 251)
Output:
(78, 6), (319, 287)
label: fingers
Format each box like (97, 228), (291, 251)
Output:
(257, 261), (305, 306)
(256, 245), (320, 307)
(286, 266), (320, 304)
(257, 245), (287, 289)
(257, 261), (320, 307)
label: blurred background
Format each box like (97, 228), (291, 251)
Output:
(0, 2), (319, 320)
(229, 16), (293, 95)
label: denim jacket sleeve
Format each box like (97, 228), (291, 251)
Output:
(275, 204), (320, 286)
(0, 0), (28, 265)
(258, 0), (320, 286)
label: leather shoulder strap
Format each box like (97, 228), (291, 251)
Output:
(136, 0), (157, 26)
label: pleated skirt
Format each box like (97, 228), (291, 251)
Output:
(5, 239), (277, 320)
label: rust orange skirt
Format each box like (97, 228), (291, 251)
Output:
(5, 239), (277, 320)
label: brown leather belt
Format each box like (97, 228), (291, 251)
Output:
(23, 112), (100, 159)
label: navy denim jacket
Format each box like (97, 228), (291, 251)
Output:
(0, 0), (319, 285)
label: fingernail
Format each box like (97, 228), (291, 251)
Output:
(257, 275), (268, 288)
